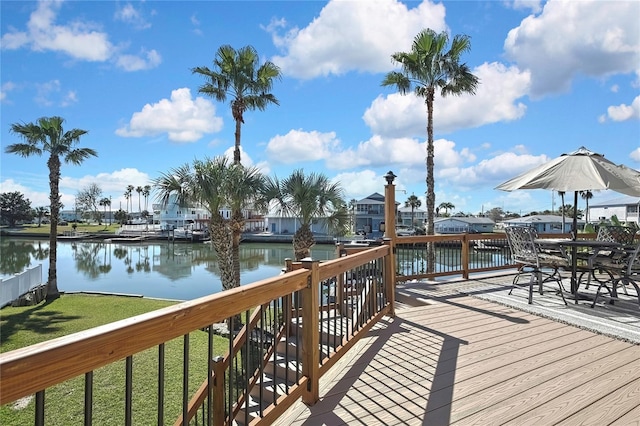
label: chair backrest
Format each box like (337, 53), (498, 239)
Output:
(597, 225), (636, 245)
(505, 226), (538, 266)
(624, 242), (640, 276)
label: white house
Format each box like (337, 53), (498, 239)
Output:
(434, 217), (495, 234)
(155, 195), (265, 232)
(501, 215), (584, 234)
(398, 205), (426, 227)
(587, 196), (640, 225)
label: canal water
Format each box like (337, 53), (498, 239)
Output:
(0, 238), (338, 301)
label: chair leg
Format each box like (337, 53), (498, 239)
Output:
(529, 273), (535, 305)
(556, 278), (568, 305)
(592, 279), (615, 308)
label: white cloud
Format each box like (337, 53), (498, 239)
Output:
(508, 0), (544, 13)
(114, 3), (152, 30)
(439, 149), (550, 190)
(116, 88), (223, 143)
(363, 62), (530, 138)
(33, 79), (76, 107)
(266, 129), (340, 163)
(0, 179), (50, 207)
(630, 148), (640, 163)
(600, 95), (640, 122)
(332, 170), (382, 200)
(268, 0), (446, 79)
(1, 1), (114, 61)
(1, 1), (160, 72)
(116, 49), (161, 71)
(504, 0), (640, 97)
(1, 81), (16, 103)
(330, 135), (425, 170)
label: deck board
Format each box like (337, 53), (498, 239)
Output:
(275, 276), (640, 426)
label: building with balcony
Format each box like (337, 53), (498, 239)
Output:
(397, 205), (427, 227)
(587, 196), (640, 225)
(501, 214), (583, 234)
(434, 216), (495, 234)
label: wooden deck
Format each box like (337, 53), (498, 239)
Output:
(276, 275), (640, 425)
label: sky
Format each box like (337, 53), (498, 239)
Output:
(1, 0), (639, 218)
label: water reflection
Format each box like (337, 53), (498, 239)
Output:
(0, 238), (337, 301)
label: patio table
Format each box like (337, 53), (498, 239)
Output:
(534, 239), (623, 303)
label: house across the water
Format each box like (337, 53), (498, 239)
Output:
(434, 217), (495, 234)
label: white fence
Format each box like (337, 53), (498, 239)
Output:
(0, 265), (43, 307)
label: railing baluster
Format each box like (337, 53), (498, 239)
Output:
(158, 343), (165, 426)
(182, 334), (189, 426)
(84, 371), (93, 426)
(227, 316), (233, 423)
(207, 326), (213, 426)
(35, 390), (44, 426)
(244, 309), (249, 425)
(125, 356), (133, 426)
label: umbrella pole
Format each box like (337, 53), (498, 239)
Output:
(571, 191), (579, 298)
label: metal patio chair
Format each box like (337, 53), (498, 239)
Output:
(579, 225), (637, 294)
(505, 225), (569, 305)
(591, 242), (640, 308)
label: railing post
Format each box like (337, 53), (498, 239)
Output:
(211, 356), (225, 426)
(383, 239), (395, 317)
(301, 258), (320, 405)
(335, 244), (346, 317)
(461, 233), (470, 279)
(383, 172), (397, 316)
(383, 171), (397, 241)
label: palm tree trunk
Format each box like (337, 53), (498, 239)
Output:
(425, 89), (436, 273)
(293, 224), (315, 261)
(234, 118), (242, 165)
(46, 155), (61, 301)
(231, 210), (245, 289)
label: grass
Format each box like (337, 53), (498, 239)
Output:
(0, 294), (230, 425)
(4, 223), (120, 235)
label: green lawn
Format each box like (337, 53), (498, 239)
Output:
(1, 294), (228, 425)
(3, 223), (120, 235)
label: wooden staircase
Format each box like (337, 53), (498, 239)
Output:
(231, 281), (370, 426)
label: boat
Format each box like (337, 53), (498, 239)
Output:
(105, 236), (150, 243)
(473, 241), (504, 252)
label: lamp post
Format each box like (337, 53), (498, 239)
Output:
(109, 196), (112, 225)
(384, 171), (397, 239)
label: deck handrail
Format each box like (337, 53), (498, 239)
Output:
(0, 268), (311, 405)
(0, 244), (393, 426)
(1, 232), (602, 424)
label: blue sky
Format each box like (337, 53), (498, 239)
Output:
(1, 0), (639, 217)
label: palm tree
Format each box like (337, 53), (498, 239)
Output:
(192, 44), (281, 165)
(154, 157), (266, 292)
(5, 116), (97, 301)
(349, 198), (358, 233)
(265, 170), (347, 260)
(559, 191), (566, 232)
(438, 201), (455, 216)
(34, 206), (49, 227)
(136, 186), (143, 213)
(224, 163), (270, 287)
(99, 197), (111, 227)
(382, 29), (479, 272)
(125, 185), (134, 214)
(580, 190), (593, 223)
(143, 185), (151, 211)
(405, 194), (421, 227)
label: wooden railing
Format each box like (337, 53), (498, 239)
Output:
(0, 243), (394, 426)
(2, 230), (602, 425)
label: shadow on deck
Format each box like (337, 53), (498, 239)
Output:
(276, 273), (640, 425)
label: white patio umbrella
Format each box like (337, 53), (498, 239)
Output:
(496, 146), (640, 235)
